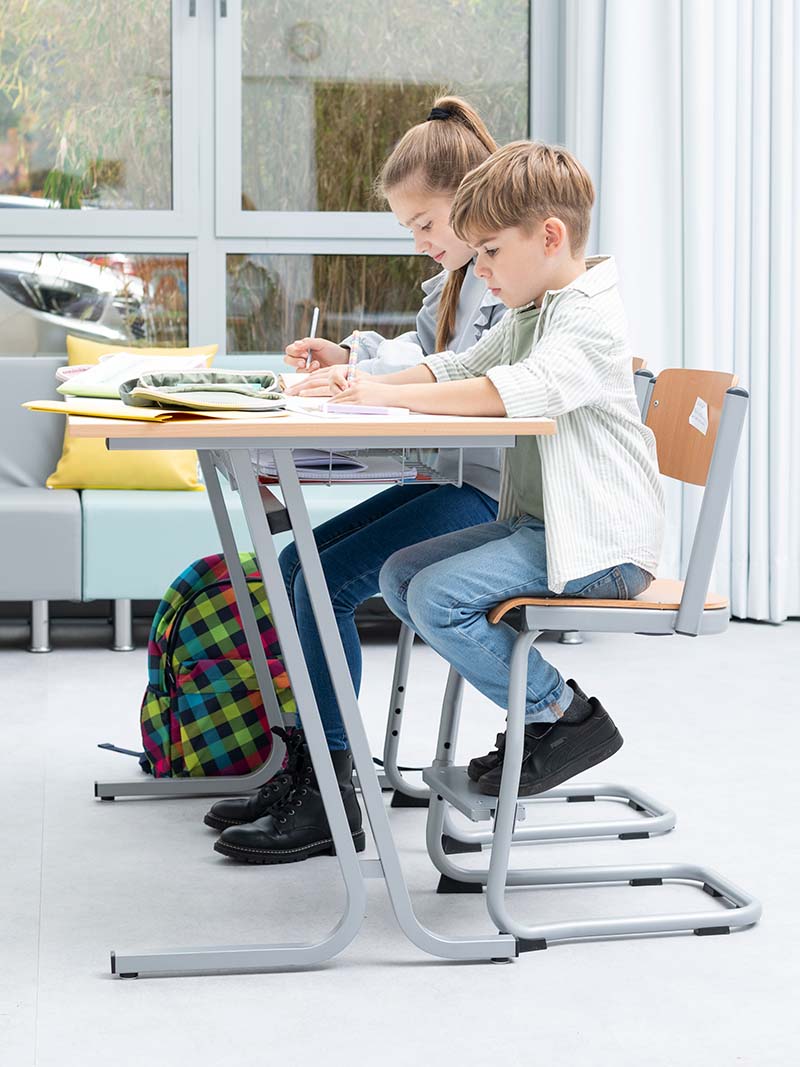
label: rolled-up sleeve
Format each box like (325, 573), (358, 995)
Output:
(423, 313), (508, 382)
(341, 270), (447, 375)
(486, 304), (612, 418)
(424, 348), (473, 381)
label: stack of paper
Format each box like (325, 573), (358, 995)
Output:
(256, 449), (417, 483)
(256, 449), (367, 477)
(56, 352), (210, 399)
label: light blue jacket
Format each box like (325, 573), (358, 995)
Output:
(342, 265), (506, 499)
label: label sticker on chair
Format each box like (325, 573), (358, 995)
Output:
(688, 396), (708, 435)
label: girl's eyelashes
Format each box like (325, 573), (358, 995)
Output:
(420, 221), (432, 232)
(485, 247), (498, 258)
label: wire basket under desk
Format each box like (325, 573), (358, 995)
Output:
(250, 447), (464, 488)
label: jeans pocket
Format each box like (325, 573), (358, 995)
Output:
(564, 564), (654, 601)
(617, 564), (654, 599)
(566, 567), (626, 600)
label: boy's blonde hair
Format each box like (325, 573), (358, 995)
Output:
(450, 141), (595, 255)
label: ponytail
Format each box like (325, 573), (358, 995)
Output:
(376, 96), (498, 353)
(435, 264), (469, 353)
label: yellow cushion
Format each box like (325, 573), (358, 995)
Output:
(46, 337), (218, 491)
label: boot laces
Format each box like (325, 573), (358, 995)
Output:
(257, 728), (305, 803)
(269, 728), (315, 824)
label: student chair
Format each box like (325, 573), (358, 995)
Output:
(420, 368), (760, 945)
(383, 363), (674, 852)
(558, 356), (649, 647)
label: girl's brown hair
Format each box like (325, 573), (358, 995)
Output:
(377, 96), (497, 352)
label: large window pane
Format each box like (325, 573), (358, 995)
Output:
(241, 1), (530, 212)
(0, 1), (172, 209)
(227, 253), (436, 353)
(0, 253), (188, 354)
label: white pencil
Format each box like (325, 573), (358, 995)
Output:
(304, 305), (320, 369)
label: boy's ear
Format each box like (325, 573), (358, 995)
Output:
(542, 217), (568, 256)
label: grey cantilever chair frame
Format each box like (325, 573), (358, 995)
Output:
(382, 366), (677, 850)
(421, 370), (760, 947)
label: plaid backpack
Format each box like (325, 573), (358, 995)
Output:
(140, 551), (296, 777)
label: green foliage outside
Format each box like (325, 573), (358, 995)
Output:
(0, 0), (172, 207)
(1, 0), (530, 352)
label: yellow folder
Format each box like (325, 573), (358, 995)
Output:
(23, 398), (289, 422)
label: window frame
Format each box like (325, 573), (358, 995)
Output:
(0, 0), (535, 354)
(214, 0), (533, 241)
(0, 2), (200, 238)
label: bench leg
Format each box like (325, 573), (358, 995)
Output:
(29, 600), (50, 653)
(112, 599), (134, 652)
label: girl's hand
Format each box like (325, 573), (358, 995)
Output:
(285, 365), (352, 396)
(283, 337), (349, 372)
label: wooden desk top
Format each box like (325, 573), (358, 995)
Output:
(68, 411), (556, 441)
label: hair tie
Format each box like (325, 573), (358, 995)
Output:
(426, 107), (452, 122)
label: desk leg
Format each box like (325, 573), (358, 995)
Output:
(94, 453), (288, 800)
(271, 449), (516, 962)
(109, 449), (367, 977)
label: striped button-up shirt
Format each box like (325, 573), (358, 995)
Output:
(424, 256), (665, 593)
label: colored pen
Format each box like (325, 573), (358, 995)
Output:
(346, 330), (359, 384)
(304, 305), (320, 369)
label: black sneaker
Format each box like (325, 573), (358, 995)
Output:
(467, 679), (588, 782)
(213, 744), (365, 864)
(202, 728), (301, 831)
(477, 695), (622, 797)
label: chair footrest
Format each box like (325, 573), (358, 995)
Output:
(423, 765), (522, 822)
(423, 766), (677, 839)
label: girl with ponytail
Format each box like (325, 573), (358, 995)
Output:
(209, 99), (507, 865)
(285, 95), (503, 380)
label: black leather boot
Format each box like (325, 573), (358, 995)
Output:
(477, 693), (623, 797)
(467, 679), (588, 782)
(203, 728), (302, 831)
(213, 743), (365, 864)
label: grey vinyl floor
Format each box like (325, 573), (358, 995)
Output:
(0, 619), (797, 1067)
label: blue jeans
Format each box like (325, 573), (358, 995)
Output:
(278, 482), (498, 749)
(379, 516), (652, 724)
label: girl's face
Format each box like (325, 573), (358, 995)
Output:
(387, 183), (474, 272)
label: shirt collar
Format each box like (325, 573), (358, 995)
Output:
(515, 254), (618, 314)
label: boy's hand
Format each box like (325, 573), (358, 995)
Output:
(285, 365), (352, 396)
(330, 375), (395, 407)
(283, 337), (349, 372)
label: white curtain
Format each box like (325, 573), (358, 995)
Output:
(532, 0), (799, 621)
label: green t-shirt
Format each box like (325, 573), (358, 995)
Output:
(504, 305), (544, 520)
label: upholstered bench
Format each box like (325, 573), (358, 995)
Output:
(0, 353), (380, 650)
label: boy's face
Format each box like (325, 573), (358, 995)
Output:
(471, 222), (557, 308)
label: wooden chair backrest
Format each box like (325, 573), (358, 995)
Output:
(645, 369), (738, 486)
(631, 356), (646, 372)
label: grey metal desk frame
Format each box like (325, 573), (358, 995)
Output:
(100, 423), (531, 977)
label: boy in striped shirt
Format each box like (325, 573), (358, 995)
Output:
(334, 141), (665, 794)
